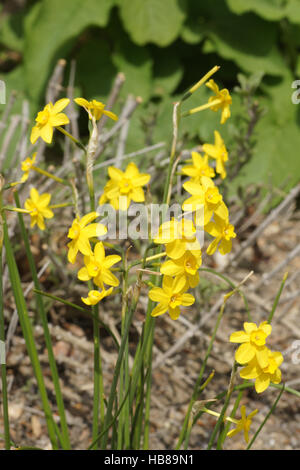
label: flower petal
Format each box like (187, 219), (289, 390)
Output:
(235, 343), (255, 364)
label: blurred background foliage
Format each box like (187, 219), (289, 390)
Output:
(1, 0), (300, 198)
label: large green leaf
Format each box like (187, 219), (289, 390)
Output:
(23, 0), (115, 102)
(198, 1), (285, 76)
(231, 73), (300, 194)
(118, 0), (187, 46)
(226, 0), (300, 23)
(112, 35), (153, 101)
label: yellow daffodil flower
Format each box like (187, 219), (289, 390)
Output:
(77, 241), (121, 288)
(81, 287), (113, 306)
(181, 152), (215, 183)
(230, 321), (272, 369)
(183, 176), (228, 225)
(227, 405), (258, 443)
(74, 98), (118, 122)
(30, 98), (70, 144)
(24, 187), (54, 230)
(154, 218), (201, 260)
(10, 153), (37, 186)
(202, 131), (228, 179)
(149, 275), (195, 320)
(160, 250), (202, 288)
(206, 79), (232, 124)
(67, 212), (107, 264)
(99, 162), (151, 210)
(240, 349), (283, 394)
(205, 213), (236, 255)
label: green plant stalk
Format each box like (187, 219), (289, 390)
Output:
(57, 126), (86, 152)
(0, 212), (10, 449)
(267, 272), (288, 324)
(246, 385), (285, 450)
(213, 362), (239, 450)
(219, 388), (243, 447)
(176, 301), (226, 450)
(142, 324), (155, 449)
(14, 191), (71, 449)
(2, 212), (59, 449)
(101, 287), (141, 449)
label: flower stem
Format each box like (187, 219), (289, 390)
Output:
(57, 126), (86, 151)
(31, 166), (69, 185)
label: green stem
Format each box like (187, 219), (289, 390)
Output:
(268, 272), (288, 324)
(246, 385), (285, 450)
(2, 212), (59, 449)
(0, 204), (10, 449)
(14, 191), (71, 449)
(57, 126), (86, 151)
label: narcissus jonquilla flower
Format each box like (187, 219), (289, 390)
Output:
(154, 218), (201, 259)
(78, 242), (121, 289)
(202, 131), (228, 179)
(74, 98), (118, 121)
(206, 79), (232, 124)
(181, 152), (215, 183)
(240, 349), (284, 393)
(24, 187), (54, 230)
(99, 162), (151, 210)
(227, 405), (258, 443)
(160, 250), (202, 288)
(81, 287), (113, 306)
(67, 212), (107, 264)
(30, 98), (70, 144)
(149, 275), (195, 320)
(205, 212), (236, 255)
(183, 176), (228, 225)
(230, 321), (272, 369)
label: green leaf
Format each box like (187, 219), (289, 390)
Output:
(199, 1), (285, 76)
(112, 35), (153, 101)
(231, 73), (300, 195)
(118, 0), (187, 46)
(76, 40), (117, 101)
(226, 0), (300, 23)
(152, 48), (184, 96)
(23, 0), (115, 102)
(0, 11), (25, 53)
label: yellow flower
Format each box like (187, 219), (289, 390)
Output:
(160, 250), (202, 288)
(81, 287), (113, 306)
(67, 212), (107, 264)
(99, 162), (151, 210)
(24, 187), (54, 230)
(205, 213), (236, 255)
(230, 321), (272, 369)
(206, 79), (232, 124)
(240, 350), (283, 394)
(181, 152), (215, 183)
(78, 242), (121, 288)
(148, 275), (195, 320)
(182, 176), (228, 225)
(202, 131), (228, 179)
(30, 98), (70, 144)
(74, 98), (118, 121)
(227, 405), (258, 443)
(154, 218), (201, 259)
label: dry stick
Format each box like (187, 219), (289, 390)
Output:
(95, 96), (142, 159)
(97, 72), (125, 135)
(115, 118), (130, 168)
(9, 101), (30, 177)
(64, 60), (80, 164)
(0, 115), (21, 166)
(94, 142), (165, 170)
(0, 91), (17, 139)
(230, 183), (300, 266)
(260, 244), (300, 286)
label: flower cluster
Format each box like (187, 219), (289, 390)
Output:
(30, 97), (118, 145)
(66, 212), (121, 306)
(149, 78), (235, 320)
(99, 162), (151, 211)
(230, 321), (284, 393)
